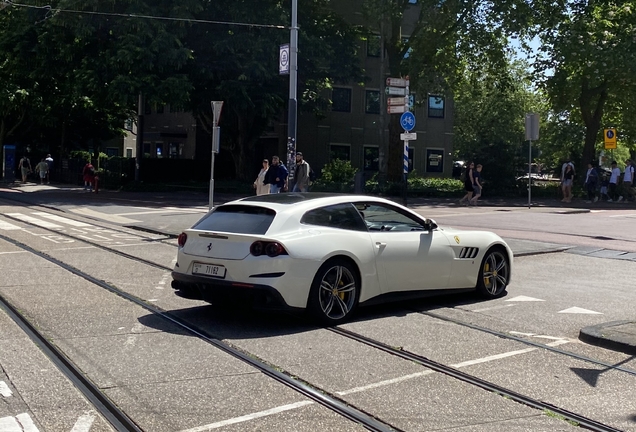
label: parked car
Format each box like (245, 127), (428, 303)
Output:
(171, 193), (513, 324)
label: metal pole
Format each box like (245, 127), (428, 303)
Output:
(210, 101), (224, 210)
(286, 0), (298, 181)
(528, 139), (532, 209)
(135, 93), (144, 182)
(378, 0), (387, 180)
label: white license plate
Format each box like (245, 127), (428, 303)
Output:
(192, 263), (226, 279)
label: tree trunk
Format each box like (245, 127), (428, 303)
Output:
(579, 79), (608, 176)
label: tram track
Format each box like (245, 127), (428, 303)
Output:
(0, 199), (632, 431)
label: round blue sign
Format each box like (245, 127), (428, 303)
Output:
(400, 111), (416, 132)
(606, 130), (615, 139)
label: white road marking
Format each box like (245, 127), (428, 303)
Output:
(0, 413), (40, 432)
(472, 304), (516, 312)
(5, 214), (61, 229)
(0, 381), (12, 397)
(177, 401), (313, 432)
(70, 412), (96, 432)
(509, 331), (535, 336)
(69, 208), (141, 224)
(31, 212), (92, 227)
(0, 251), (28, 255)
(558, 307), (603, 314)
(155, 273), (171, 290)
(0, 220), (21, 230)
(505, 295), (545, 302)
(125, 322), (146, 347)
(184, 337), (572, 430)
(609, 213), (636, 218)
(115, 209), (202, 216)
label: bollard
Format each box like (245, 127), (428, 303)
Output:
(94, 175), (99, 194)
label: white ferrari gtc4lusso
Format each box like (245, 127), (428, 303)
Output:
(171, 193), (512, 324)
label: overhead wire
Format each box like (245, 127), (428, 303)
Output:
(1, 0), (289, 29)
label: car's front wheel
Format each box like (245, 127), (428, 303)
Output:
(308, 258), (360, 325)
(477, 247), (510, 298)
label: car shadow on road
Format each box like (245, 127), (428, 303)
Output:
(138, 290), (493, 341)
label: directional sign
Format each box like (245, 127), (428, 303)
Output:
(387, 105), (407, 114)
(400, 132), (417, 140)
(387, 96), (408, 106)
(385, 86), (407, 96)
(386, 77), (409, 87)
(604, 128), (617, 149)
(400, 111), (416, 131)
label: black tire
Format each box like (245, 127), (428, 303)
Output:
(307, 258), (360, 325)
(476, 247), (510, 298)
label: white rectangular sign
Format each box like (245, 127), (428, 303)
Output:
(387, 97), (408, 106)
(387, 105), (407, 114)
(400, 132), (417, 140)
(386, 77), (409, 87)
(385, 86), (407, 96)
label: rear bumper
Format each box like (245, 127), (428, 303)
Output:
(171, 272), (300, 311)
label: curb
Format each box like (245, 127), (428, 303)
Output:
(579, 320), (636, 355)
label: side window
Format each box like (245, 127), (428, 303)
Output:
(355, 202), (425, 232)
(301, 203), (367, 232)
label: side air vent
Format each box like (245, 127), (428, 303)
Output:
(459, 247), (479, 259)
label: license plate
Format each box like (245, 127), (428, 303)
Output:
(192, 263), (226, 279)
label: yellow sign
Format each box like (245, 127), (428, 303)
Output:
(604, 128), (617, 149)
(454, 236), (460, 244)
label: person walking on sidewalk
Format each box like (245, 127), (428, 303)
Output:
(35, 158), (49, 185)
(291, 152), (312, 192)
(263, 155), (288, 193)
(18, 155), (31, 183)
(608, 161), (620, 202)
(82, 160), (96, 191)
(469, 164), (483, 205)
(45, 154), (54, 184)
(459, 162), (475, 205)
(561, 164), (574, 203)
(621, 159), (634, 202)
(253, 159), (270, 196)
(584, 162), (599, 203)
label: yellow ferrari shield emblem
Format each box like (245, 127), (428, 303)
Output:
(454, 236), (460, 244)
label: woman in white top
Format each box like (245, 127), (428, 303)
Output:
(253, 159), (270, 195)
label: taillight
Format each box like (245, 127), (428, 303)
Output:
(177, 232), (187, 248)
(250, 241), (287, 257)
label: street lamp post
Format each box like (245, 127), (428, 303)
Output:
(209, 101), (224, 210)
(286, 0), (298, 180)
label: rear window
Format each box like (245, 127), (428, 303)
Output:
(193, 205), (275, 234)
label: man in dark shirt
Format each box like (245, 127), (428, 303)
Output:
(469, 164), (483, 205)
(263, 155), (288, 193)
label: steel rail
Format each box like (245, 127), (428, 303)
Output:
(0, 232), (400, 432)
(0, 293), (143, 432)
(329, 326), (623, 432)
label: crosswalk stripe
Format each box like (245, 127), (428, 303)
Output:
(0, 381), (12, 397)
(5, 213), (62, 229)
(31, 212), (92, 227)
(0, 413), (39, 432)
(69, 207), (141, 224)
(0, 220), (21, 231)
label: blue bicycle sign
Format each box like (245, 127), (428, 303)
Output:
(400, 112), (416, 131)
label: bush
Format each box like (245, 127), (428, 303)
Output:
(311, 159), (357, 192)
(364, 173), (464, 197)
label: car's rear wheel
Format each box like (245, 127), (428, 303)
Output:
(308, 258), (360, 325)
(477, 247), (509, 298)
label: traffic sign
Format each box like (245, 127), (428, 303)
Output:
(385, 86), (407, 96)
(400, 132), (417, 140)
(386, 77), (409, 87)
(279, 44), (290, 75)
(387, 105), (407, 114)
(387, 96), (408, 106)
(400, 111), (416, 131)
(604, 128), (617, 149)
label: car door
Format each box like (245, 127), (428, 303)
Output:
(358, 202), (453, 292)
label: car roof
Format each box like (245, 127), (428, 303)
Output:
(229, 193), (397, 214)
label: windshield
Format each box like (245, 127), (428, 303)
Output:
(193, 205), (276, 235)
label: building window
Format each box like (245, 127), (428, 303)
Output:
(156, 143), (164, 158)
(126, 148), (133, 158)
(365, 90), (380, 114)
(143, 143), (151, 157)
(367, 35), (381, 57)
(364, 146), (379, 171)
(330, 144), (351, 161)
(428, 95), (445, 118)
(332, 88), (351, 112)
(169, 142), (181, 159)
(426, 148), (444, 173)
(106, 148), (119, 157)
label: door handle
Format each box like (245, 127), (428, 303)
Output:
(375, 242), (386, 248)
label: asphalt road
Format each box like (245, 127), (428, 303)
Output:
(0, 183), (635, 431)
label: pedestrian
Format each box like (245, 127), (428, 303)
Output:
(35, 158), (49, 185)
(584, 162), (599, 203)
(561, 164), (574, 203)
(458, 162), (475, 205)
(18, 155), (31, 183)
(560, 159), (575, 200)
(82, 160), (96, 191)
(263, 155), (288, 194)
(469, 164), (483, 205)
(621, 159), (634, 202)
(291, 152), (312, 192)
(599, 174), (610, 202)
(253, 159), (270, 196)
(45, 154), (54, 184)
(608, 161), (620, 202)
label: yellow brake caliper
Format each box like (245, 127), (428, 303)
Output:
(484, 262), (491, 286)
(339, 280), (345, 300)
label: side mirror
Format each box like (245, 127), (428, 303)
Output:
(424, 218), (438, 231)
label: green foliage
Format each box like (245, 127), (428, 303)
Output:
(319, 159), (358, 184)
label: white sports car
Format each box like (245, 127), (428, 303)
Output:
(171, 193), (512, 324)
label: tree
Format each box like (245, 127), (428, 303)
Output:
(534, 1), (636, 170)
(362, 0), (533, 181)
(185, 0), (363, 180)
